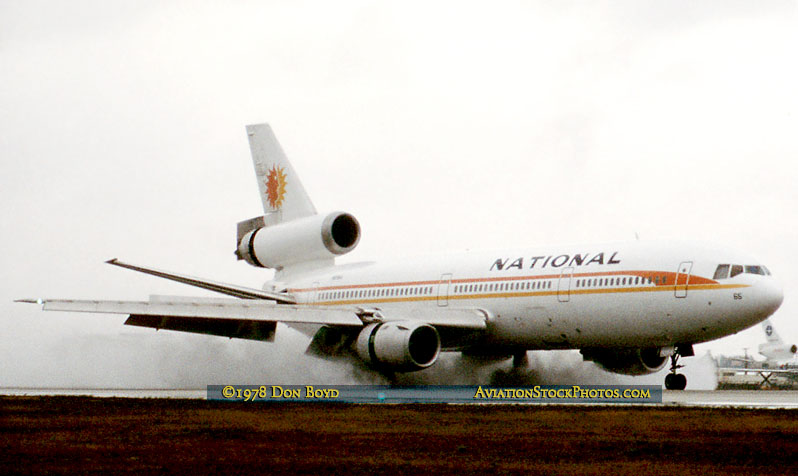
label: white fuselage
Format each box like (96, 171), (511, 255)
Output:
(283, 240), (783, 351)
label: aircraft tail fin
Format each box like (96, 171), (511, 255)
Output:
(246, 123), (317, 224)
(762, 319), (784, 345)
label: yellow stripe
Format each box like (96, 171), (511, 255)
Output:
(308, 283), (750, 306)
(292, 269), (702, 293)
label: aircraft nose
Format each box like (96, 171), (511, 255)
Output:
(760, 278), (784, 316)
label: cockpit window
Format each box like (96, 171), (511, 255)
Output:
(745, 265), (767, 276)
(715, 263), (771, 279)
(713, 264), (730, 280)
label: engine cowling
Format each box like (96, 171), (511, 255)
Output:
(356, 321), (441, 372)
(580, 348), (668, 376)
(237, 211), (360, 269)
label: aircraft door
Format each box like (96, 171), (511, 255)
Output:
(437, 273), (452, 307)
(311, 281), (320, 303)
(675, 261), (693, 298)
(558, 267), (574, 303)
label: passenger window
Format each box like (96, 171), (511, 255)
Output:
(730, 265), (743, 278)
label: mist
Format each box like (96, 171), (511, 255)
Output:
(2, 322), (716, 390)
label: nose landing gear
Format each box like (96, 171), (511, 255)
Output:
(664, 346), (692, 390)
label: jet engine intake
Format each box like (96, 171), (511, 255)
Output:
(356, 321), (441, 372)
(580, 347), (668, 375)
(237, 211), (360, 269)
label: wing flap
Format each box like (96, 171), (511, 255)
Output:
(124, 315), (277, 341)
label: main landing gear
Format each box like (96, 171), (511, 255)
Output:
(665, 346), (694, 390)
(512, 351), (529, 369)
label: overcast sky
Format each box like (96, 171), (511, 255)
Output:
(2, 1), (796, 387)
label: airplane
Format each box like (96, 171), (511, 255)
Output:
(716, 319), (798, 388)
(758, 318), (797, 363)
(722, 319), (796, 368)
(18, 123), (784, 390)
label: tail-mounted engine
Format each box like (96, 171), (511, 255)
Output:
(356, 321), (441, 372)
(236, 211), (360, 269)
(580, 347), (668, 376)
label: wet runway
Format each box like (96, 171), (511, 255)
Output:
(662, 389), (798, 408)
(3, 388), (797, 408)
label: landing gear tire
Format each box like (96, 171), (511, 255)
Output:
(664, 373), (687, 390)
(665, 352), (687, 390)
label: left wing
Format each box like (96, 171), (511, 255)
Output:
(17, 296), (361, 342)
(717, 366), (798, 375)
(17, 296), (487, 343)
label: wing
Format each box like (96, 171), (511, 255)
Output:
(17, 296), (487, 345)
(717, 367), (798, 375)
(18, 296), (359, 342)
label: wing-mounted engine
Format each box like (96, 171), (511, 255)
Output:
(580, 347), (668, 375)
(236, 211), (360, 270)
(355, 321), (441, 372)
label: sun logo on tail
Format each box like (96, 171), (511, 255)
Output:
(265, 165), (287, 209)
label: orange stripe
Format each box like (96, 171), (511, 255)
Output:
(307, 283), (749, 306)
(291, 270), (717, 293)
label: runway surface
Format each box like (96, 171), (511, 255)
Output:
(2, 395), (796, 475)
(2, 388), (797, 407)
(663, 389), (798, 408)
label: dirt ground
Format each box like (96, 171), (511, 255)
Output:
(2, 396), (796, 475)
